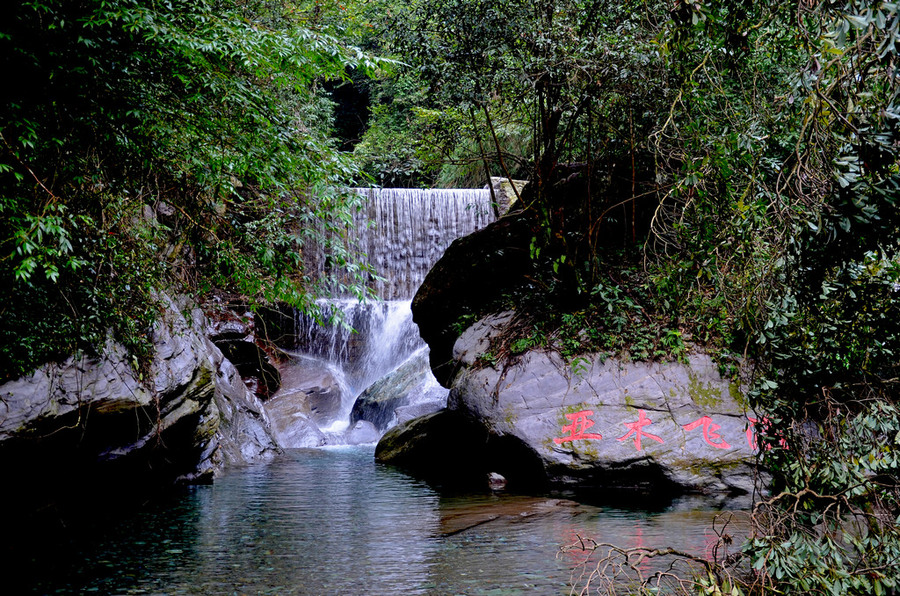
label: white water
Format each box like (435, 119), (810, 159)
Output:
(310, 188), (495, 300)
(292, 299), (424, 395)
(271, 188), (496, 446)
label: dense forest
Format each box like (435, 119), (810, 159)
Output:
(3, 0), (900, 593)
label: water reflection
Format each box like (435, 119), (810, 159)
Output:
(10, 447), (748, 595)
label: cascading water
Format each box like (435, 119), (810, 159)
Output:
(267, 188), (496, 446)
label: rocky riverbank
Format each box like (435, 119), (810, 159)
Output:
(0, 297), (281, 518)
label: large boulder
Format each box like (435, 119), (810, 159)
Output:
(262, 358), (343, 447)
(411, 210), (536, 387)
(379, 313), (760, 496)
(375, 409), (546, 490)
(0, 299), (280, 513)
(413, 170), (625, 389)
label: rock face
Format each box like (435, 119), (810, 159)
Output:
(206, 303), (281, 400)
(378, 314), (760, 495)
(206, 340), (282, 471)
(0, 299), (280, 514)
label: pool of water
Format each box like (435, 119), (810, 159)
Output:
(8, 447), (748, 594)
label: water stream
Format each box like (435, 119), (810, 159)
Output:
(9, 447), (748, 595)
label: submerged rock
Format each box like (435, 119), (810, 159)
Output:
(379, 314), (761, 496)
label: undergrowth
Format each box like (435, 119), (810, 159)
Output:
(470, 247), (741, 376)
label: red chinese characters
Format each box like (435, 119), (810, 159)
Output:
(682, 416), (732, 450)
(554, 410), (603, 444)
(616, 409), (664, 451)
(553, 408), (774, 452)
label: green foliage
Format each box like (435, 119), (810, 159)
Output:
(379, 0), (668, 243)
(487, 250), (711, 367)
(0, 0), (383, 379)
(392, 0), (900, 592)
(660, 0), (900, 593)
(351, 74), (445, 187)
(744, 403), (900, 595)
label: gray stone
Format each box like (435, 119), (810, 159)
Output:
(443, 315), (759, 494)
(205, 339), (280, 472)
(350, 350), (448, 432)
(395, 400), (447, 426)
(486, 177), (528, 216)
(0, 297), (281, 492)
(206, 307), (255, 342)
(345, 420), (380, 445)
(375, 409), (546, 491)
(262, 357), (345, 447)
(263, 391), (327, 448)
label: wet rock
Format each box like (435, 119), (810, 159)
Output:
(395, 400), (448, 426)
(264, 392), (326, 448)
(263, 358), (343, 447)
(375, 410), (490, 487)
(438, 496), (580, 537)
(350, 350), (448, 432)
(345, 420), (380, 445)
(375, 409), (546, 491)
(206, 340), (281, 470)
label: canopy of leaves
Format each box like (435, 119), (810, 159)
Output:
(0, 0), (385, 380)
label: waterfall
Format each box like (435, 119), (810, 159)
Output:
(268, 188), (495, 447)
(311, 188), (495, 300)
(292, 299), (425, 397)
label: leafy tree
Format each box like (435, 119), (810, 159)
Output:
(0, 0), (382, 380)
(379, 0), (674, 300)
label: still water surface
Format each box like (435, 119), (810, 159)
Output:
(15, 447), (746, 594)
